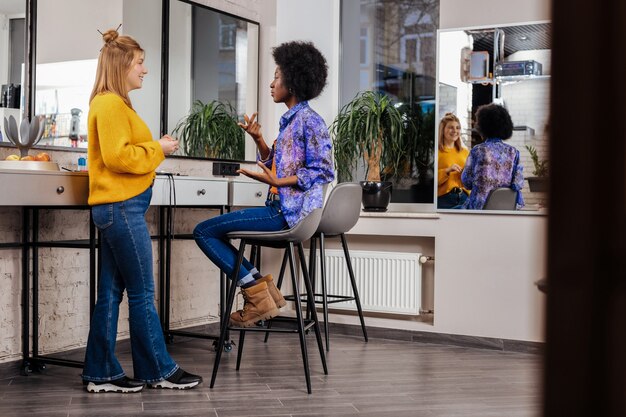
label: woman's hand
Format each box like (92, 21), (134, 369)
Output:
(239, 112), (270, 160)
(446, 164), (463, 175)
(238, 113), (263, 143)
(238, 161), (279, 186)
(159, 135), (179, 155)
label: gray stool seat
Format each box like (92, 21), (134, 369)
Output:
(484, 187), (518, 210)
(226, 208), (323, 247)
(210, 208), (327, 394)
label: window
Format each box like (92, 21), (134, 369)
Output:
(341, 0), (440, 204)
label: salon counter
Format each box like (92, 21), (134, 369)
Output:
(0, 169), (265, 373)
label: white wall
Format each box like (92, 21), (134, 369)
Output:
(274, 0), (340, 136)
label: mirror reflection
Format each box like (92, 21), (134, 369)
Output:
(33, 0), (163, 150)
(436, 22), (550, 212)
(23, 0), (258, 162)
(0, 0), (26, 143)
(167, 0), (259, 161)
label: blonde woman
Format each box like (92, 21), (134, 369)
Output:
(437, 112), (469, 208)
(82, 28), (201, 393)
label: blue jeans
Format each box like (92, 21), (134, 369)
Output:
(82, 187), (178, 383)
(438, 190), (468, 209)
(193, 200), (288, 283)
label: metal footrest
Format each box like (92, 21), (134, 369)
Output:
(284, 293), (356, 304)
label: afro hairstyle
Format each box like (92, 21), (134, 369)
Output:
(475, 103), (514, 140)
(272, 41), (328, 101)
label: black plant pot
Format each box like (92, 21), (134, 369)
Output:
(360, 181), (392, 212)
(527, 176), (548, 193)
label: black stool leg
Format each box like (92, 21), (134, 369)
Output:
(264, 249), (289, 343)
(210, 239), (246, 388)
(340, 233), (368, 342)
(288, 242), (312, 394)
(236, 330), (245, 370)
(319, 233), (330, 351)
(297, 243), (328, 375)
(307, 237), (317, 321)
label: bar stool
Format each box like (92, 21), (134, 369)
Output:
(209, 208), (328, 394)
(277, 182), (368, 351)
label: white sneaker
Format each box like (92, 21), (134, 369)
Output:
(149, 368), (203, 390)
(85, 376), (145, 393)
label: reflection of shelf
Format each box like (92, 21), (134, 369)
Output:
(496, 74), (551, 85)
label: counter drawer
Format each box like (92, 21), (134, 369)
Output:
(152, 177), (228, 206)
(229, 181), (267, 206)
(0, 171), (88, 206)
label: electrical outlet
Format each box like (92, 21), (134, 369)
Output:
(212, 162), (240, 176)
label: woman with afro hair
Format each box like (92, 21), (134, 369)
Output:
(461, 103), (525, 209)
(194, 41), (334, 327)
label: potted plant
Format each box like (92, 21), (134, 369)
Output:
(173, 100), (244, 160)
(524, 145), (548, 192)
(331, 91), (408, 211)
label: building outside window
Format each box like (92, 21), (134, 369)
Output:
(341, 0), (439, 204)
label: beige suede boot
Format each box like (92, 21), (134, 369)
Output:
(230, 281), (280, 327)
(256, 274), (287, 308)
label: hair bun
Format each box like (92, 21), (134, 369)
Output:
(102, 29), (119, 44)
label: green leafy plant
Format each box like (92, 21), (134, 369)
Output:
(173, 100), (244, 160)
(525, 145), (548, 177)
(331, 91), (408, 182)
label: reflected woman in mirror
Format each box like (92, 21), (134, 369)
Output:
(194, 41), (334, 327)
(82, 28), (202, 393)
(437, 112), (470, 208)
(461, 103), (525, 209)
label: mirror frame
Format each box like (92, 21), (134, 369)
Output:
(4, 0), (259, 162)
(434, 20), (551, 216)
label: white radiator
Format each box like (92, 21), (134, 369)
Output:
(304, 249), (422, 315)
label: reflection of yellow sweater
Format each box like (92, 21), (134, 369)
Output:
(87, 93), (164, 205)
(437, 146), (469, 196)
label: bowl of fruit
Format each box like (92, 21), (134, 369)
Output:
(0, 152), (59, 171)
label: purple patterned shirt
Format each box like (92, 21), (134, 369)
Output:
(259, 101), (335, 227)
(461, 138), (525, 210)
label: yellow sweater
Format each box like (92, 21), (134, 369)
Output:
(437, 146), (469, 197)
(87, 93), (164, 205)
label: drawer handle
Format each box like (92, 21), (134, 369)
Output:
(255, 191), (263, 198)
(197, 189), (206, 196)
(56, 186), (65, 194)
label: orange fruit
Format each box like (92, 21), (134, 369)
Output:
(35, 152), (51, 161)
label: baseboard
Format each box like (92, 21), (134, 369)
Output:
(328, 322), (544, 354)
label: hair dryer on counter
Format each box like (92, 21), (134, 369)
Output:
(69, 108), (82, 147)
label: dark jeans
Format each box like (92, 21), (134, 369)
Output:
(193, 200), (288, 284)
(83, 187), (178, 383)
(438, 189), (468, 209)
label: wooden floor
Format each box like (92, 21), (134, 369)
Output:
(0, 333), (541, 417)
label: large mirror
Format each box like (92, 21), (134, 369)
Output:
(436, 22), (550, 213)
(0, 0), (26, 142)
(166, 0), (259, 161)
(4, 0), (258, 163)
(31, 0), (163, 150)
